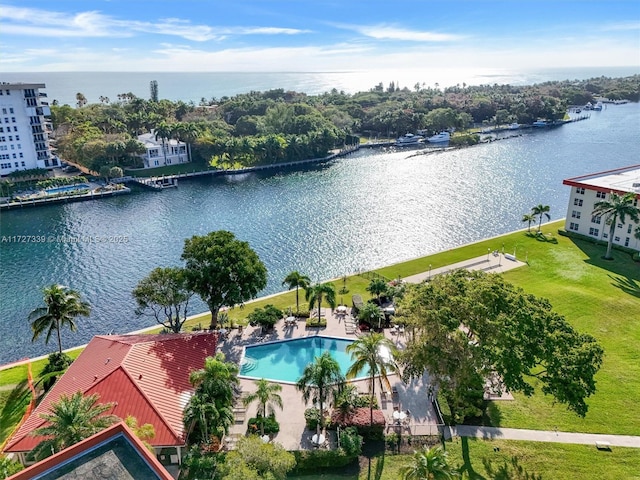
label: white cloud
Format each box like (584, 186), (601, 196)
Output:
(0, 4), (309, 42)
(335, 23), (463, 42)
(599, 21), (640, 32)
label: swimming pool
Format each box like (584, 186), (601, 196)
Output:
(240, 336), (360, 384)
(46, 183), (91, 195)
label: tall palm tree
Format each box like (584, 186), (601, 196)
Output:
(346, 333), (399, 425)
(31, 392), (117, 460)
(531, 204), (551, 232)
(358, 302), (386, 330)
(306, 283), (337, 323)
(366, 278), (388, 306)
(29, 284), (91, 354)
(522, 213), (536, 232)
(400, 446), (460, 480)
(296, 352), (345, 436)
(186, 353), (239, 445)
(282, 271), (311, 314)
(592, 191), (640, 259)
(243, 378), (283, 436)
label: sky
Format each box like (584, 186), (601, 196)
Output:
(1, 0), (639, 72)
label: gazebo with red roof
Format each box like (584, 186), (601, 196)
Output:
(4, 332), (217, 467)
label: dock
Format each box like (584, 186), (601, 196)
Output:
(0, 186), (131, 210)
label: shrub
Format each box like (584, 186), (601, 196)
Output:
(339, 426), (363, 457)
(305, 317), (327, 328)
(38, 352), (73, 391)
(304, 407), (321, 430)
(385, 432), (400, 451)
(247, 413), (280, 435)
(450, 134), (480, 146)
(291, 449), (356, 473)
(247, 304), (283, 330)
(296, 309), (311, 318)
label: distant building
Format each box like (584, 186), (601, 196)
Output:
(7, 422), (173, 480)
(563, 165), (640, 251)
(5, 332), (218, 468)
(137, 131), (189, 168)
(0, 82), (58, 176)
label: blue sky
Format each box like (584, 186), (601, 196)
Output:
(1, 0), (639, 72)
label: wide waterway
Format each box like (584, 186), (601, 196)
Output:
(1, 103), (639, 364)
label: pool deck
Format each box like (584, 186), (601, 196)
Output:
(218, 253), (526, 450)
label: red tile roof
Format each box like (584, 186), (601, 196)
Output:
(5, 332), (217, 453)
(7, 421), (173, 480)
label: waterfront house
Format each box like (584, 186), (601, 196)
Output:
(0, 82), (58, 176)
(4, 332), (218, 469)
(6, 421), (174, 480)
(563, 164), (640, 251)
(137, 131), (189, 168)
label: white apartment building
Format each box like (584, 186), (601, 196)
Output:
(563, 165), (640, 251)
(0, 82), (58, 176)
(137, 132), (189, 168)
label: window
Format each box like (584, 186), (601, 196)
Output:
(576, 187), (585, 195)
(19, 153), (23, 158)
(614, 236), (620, 242)
(625, 237), (630, 247)
(9, 108), (13, 114)
(12, 127), (16, 132)
(569, 222), (579, 231)
(8, 136), (12, 141)
(15, 135), (18, 141)
(617, 224), (622, 229)
(589, 227), (599, 236)
(591, 215), (601, 224)
(3, 118), (7, 123)
(11, 118), (15, 122)
(603, 233), (608, 239)
(574, 198), (583, 206)
(596, 191), (606, 199)
(629, 224), (633, 234)
(20, 161), (25, 166)
(12, 153), (15, 159)
(1, 108), (5, 114)
(571, 210), (581, 218)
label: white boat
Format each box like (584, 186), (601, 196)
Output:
(508, 123), (520, 130)
(532, 120), (547, 127)
(593, 101), (603, 111)
(426, 131), (450, 143)
(395, 133), (423, 145)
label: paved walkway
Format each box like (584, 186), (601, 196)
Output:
(448, 425), (640, 448)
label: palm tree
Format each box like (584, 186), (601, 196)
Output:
(522, 213), (536, 232)
(531, 204), (551, 232)
(186, 353), (239, 445)
(346, 333), (399, 426)
(31, 392), (117, 460)
(243, 378), (283, 436)
(306, 283), (337, 323)
(400, 446), (460, 480)
(125, 415), (156, 452)
(592, 191), (640, 259)
(358, 302), (386, 330)
(296, 351), (345, 436)
(29, 284), (91, 354)
(282, 271), (311, 314)
(366, 278), (388, 306)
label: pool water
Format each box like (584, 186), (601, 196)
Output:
(46, 183), (90, 195)
(240, 336), (359, 383)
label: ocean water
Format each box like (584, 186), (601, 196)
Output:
(1, 67), (638, 106)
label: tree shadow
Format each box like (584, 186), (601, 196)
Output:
(609, 274), (640, 299)
(361, 440), (385, 480)
(482, 456), (543, 480)
(525, 232), (558, 243)
(569, 237), (640, 282)
(482, 401), (503, 427)
(459, 437), (486, 479)
(0, 380), (31, 443)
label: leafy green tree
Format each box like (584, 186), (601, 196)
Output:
(243, 379), (283, 436)
(400, 446), (460, 480)
(37, 352), (73, 392)
(185, 353), (239, 445)
(399, 270), (603, 423)
(247, 304), (283, 332)
(29, 284), (91, 354)
(346, 333), (399, 425)
(0, 455), (23, 477)
(592, 191), (640, 259)
(296, 351), (345, 435)
(132, 267), (193, 333)
(124, 415), (156, 452)
(305, 282), (337, 323)
(108, 166), (123, 179)
(531, 204), (551, 232)
(219, 435), (296, 480)
(522, 213), (536, 232)
(31, 392), (117, 460)
(366, 278), (388, 306)
(182, 231), (267, 330)
(282, 271), (311, 314)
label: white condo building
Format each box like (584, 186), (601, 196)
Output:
(0, 82), (58, 176)
(563, 165), (640, 252)
(137, 132), (189, 168)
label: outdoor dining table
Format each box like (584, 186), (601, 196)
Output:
(336, 305), (348, 313)
(392, 410), (407, 424)
(311, 433), (325, 446)
(285, 316), (296, 325)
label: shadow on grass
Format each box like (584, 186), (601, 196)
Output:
(609, 275), (640, 299)
(460, 437), (486, 479)
(361, 440), (385, 480)
(569, 237), (640, 281)
(482, 456), (543, 480)
(0, 380), (31, 444)
(525, 232), (558, 244)
(482, 401), (503, 427)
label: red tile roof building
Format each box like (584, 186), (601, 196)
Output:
(5, 332), (217, 467)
